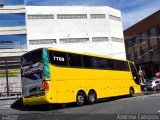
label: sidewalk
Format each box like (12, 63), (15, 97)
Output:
(0, 96), (21, 109)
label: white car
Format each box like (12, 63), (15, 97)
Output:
(147, 77), (160, 91)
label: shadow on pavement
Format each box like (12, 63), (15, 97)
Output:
(10, 98), (65, 111)
(142, 90), (160, 95)
(10, 95), (130, 112)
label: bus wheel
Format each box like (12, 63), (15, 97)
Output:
(87, 90), (97, 104)
(129, 87), (134, 97)
(76, 91), (85, 106)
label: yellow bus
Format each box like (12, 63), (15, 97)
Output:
(21, 48), (141, 106)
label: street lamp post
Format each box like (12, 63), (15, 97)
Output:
(130, 41), (146, 64)
(138, 49), (153, 60)
(135, 49), (153, 70)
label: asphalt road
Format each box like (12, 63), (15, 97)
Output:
(0, 92), (160, 120)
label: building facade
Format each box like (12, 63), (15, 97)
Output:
(124, 10), (160, 79)
(0, 0), (27, 57)
(26, 6), (126, 59)
(0, 0), (27, 96)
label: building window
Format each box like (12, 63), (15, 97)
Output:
(90, 14), (105, 19)
(0, 13), (25, 27)
(3, 0), (24, 5)
(111, 37), (123, 42)
(0, 41), (20, 49)
(109, 15), (121, 21)
(149, 27), (157, 37)
(133, 37), (140, 44)
(152, 46), (159, 58)
(57, 14), (87, 19)
(59, 38), (89, 43)
(0, 34), (26, 48)
(92, 37), (109, 42)
(28, 15), (54, 19)
(127, 39), (134, 47)
(29, 39), (56, 45)
(141, 32), (148, 42)
(0, 0), (4, 5)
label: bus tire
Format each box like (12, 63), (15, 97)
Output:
(87, 90), (97, 104)
(76, 91), (85, 106)
(129, 87), (134, 97)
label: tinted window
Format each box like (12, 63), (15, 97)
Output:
(68, 53), (82, 67)
(122, 61), (129, 71)
(113, 60), (121, 70)
(105, 59), (114, 70)
(94, 57), (106, 69)
(83, 56), (106, 69)
(83, 55), (95, 68)
(91, 57), (98, 68)
(49, 51), (68, 66)
(22, 49), (42, 66)
(112, 60), (129, 71)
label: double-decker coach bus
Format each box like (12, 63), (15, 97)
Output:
(21, 48), (141, 106)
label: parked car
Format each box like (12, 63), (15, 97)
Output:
(146, 77), (160, 91)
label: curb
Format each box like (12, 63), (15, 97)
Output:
(0, 105), (11, 109)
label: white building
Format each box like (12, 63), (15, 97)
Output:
(26, 6), (126, 59)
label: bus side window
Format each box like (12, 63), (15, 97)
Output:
(83, 55), (93, 68)
(90, 57), (106, 69)
(113, 60), (121, 70)
(97, 57), (106, 69)
(49, 51), (68, 66)
(68, 53), (82, 67)
(122, 61), (130, 71)
(105, 59), (114, 70)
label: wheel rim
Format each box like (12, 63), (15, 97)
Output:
(77, 93), (84, 105)
(89, 92), (95, 103)
(130, 89), (134, 96)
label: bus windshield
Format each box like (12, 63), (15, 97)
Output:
(21, 48), (50, 97)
